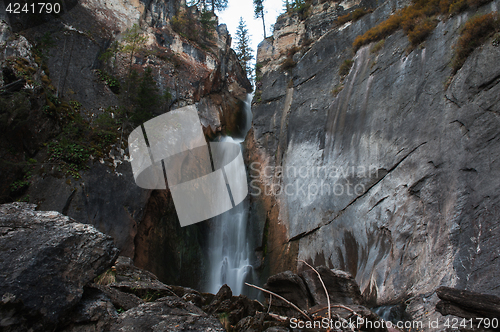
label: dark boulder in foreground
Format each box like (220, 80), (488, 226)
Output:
(264, 270), (313, 316)
(110, 297), (226, 332)
(300, 266), (364, 306)
(0, 203), (119, 331)
(436, 286), (500, 319)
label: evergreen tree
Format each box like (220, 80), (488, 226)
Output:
(210, 0), (228, 13)
(283, 0), (290, 13)
(122, 24), (147, 77)
(189, 0), (227, 13)
(131, 67), (159, 126)
(253, 0), (266, 39)
(235, 17), (254, 81)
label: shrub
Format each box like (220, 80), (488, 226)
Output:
(331, 84), (344, 96)
(96, 69), (120, 94)
(407, 18), (438, 45)
(449, 0), (468, 14)
(339, 59), (354, 77)
(337, 8), (372, 25)
(48, 141), (92, 167)
(452, 12), (500, 73)
(131, 67), (159, 126)
(353, 13), (403, 51)
(289, 0), (312, 19)
(94, 269), (116, 285)
(352, 0), (495, 51)
(370, 39), (385, 53)
(493, 32), (500, 46)
(171, 10), (199, 42)
(467, 0), (493, 7)
(352, 8), (371, 20)
(200, 10), (216, 41)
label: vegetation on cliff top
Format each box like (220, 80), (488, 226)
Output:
(452, 12), (500, 72)
(353, 0), (494, 51)
(337, 8), (373, 26)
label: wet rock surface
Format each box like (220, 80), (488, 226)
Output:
(247, 0), (500, 328)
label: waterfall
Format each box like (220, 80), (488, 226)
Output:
(206, 94), (257, 297)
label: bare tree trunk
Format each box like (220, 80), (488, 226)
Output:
(261, 14), (266, 39)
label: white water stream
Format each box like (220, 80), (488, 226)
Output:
(206, 94), (257, 296)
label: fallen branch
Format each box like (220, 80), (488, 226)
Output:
(311, 305), (362, 317)
(244, 282), (310, 321)
(331, 304), (361, 317)
(268, 312), (289, 322)
(299, 260), (331, 322)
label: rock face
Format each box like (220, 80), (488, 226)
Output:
(247, 0), (500, 328)
(1, 0), (251, 289)
(0, 202), (119, 331)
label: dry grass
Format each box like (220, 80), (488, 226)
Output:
(370, 39), (386, 53)
(331, 84), (345, 96)
(94, 268), (116, 285)
(452, 12), (500, 73)
(337, 8), (373, 25)
(352, 0), (494, 51)
(339, 59), (354, 77)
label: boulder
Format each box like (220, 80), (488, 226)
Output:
(436, 286), (500, 319)
(110, 296), (226, 332)
(264, 271), (313, 316)
(58, 286), (117, 332)
(300, 266), (364, 306)
(0, 203), (119, 331)
(204, 284), (265, 326)
(235, 312), (290, 332)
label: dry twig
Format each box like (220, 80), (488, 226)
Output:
(298, 260), (331, 322)
(244, 282), (310, 321)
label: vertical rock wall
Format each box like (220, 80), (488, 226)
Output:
(247, 0), (500, 325)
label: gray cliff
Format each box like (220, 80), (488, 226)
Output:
(247, 0), (500, 327)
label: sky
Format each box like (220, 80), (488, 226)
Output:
(218, 0), (284, 59)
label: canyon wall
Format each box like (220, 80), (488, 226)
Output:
(1, 0), (250, 287)
(247, 0), (500, 325)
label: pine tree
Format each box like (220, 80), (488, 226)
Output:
(122, 24), (147, 77)
(253, 0), (266, 39)
(210, 0), (228, 13)
(235, 17), (254, 81)
(189, 0), (227, 13)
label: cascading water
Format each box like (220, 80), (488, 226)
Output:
(206, 94), (257, 297)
